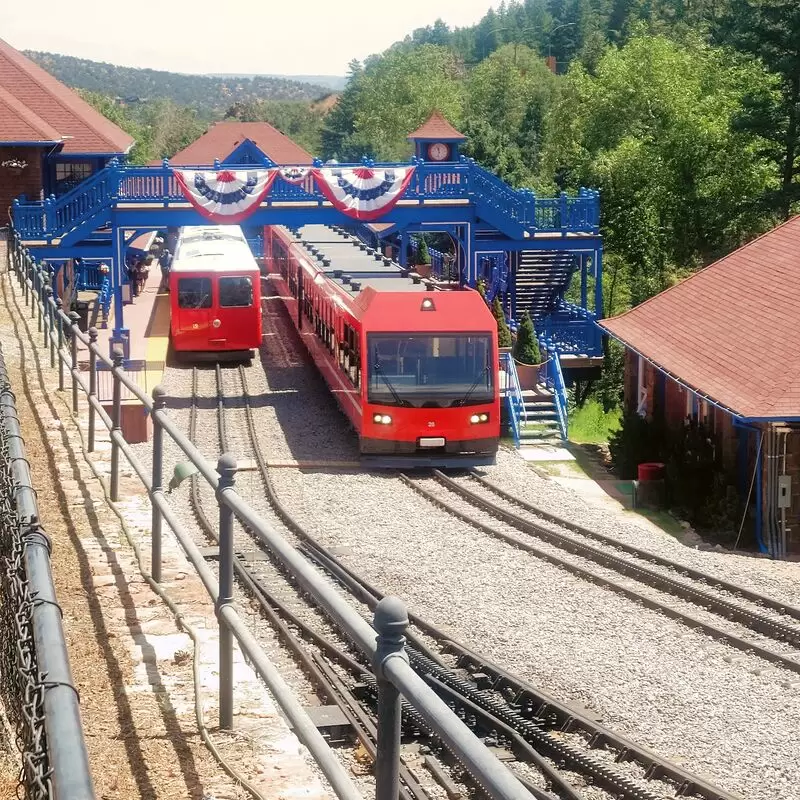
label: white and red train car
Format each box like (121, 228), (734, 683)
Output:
(267, 225), (500, 467)
(169, 225), (262, 359)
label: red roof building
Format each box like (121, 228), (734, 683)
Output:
(164, 121), (313, 166)
(599, 216), (800, 557)
(0, 38), (133, 215)
(407, 111), (466, 142)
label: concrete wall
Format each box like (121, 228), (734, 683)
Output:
(0, 146), (44, 219)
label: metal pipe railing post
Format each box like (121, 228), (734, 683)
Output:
(37, 272), (45, 335)
(23, 256), (29, 307)
(55, 297), (65, 391)
(45, 287), (55, 367)
(110, 345), (124, 502)
(69, 311), (80, 415)
(150, 385), (166, 583)
(87, 328), (98, 452)
(373, 597), (409, 800)
(216, 453), (237, 730)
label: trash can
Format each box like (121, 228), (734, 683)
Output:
(638, 462), (665, 482)
(74, 300), (90, 333)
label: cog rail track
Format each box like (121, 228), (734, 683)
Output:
(409, 470), (800, 678)
(300, 529), (742, 800)
(204, 360), (742, 800)
(188, 364), (441, 800)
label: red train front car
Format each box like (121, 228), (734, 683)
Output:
(268, 225), (500, 467)
(169, 225), (262, 359)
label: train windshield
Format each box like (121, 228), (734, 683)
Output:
(367, 333), (493, 408)
(177, 278), (212, 309)
(219, 276), (254, 308)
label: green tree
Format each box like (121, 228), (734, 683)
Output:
(540, 33), (778, 304)
(346, 46), (464, 160)
(513, 312), (541, 364)
(715, 0), (800, 218)
(491, 296), (513, 347)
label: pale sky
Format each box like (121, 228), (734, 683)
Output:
(3, 0), (495, 76)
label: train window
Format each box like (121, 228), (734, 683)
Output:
(219, 276), (253, 308)
(177, 278), (212, 309)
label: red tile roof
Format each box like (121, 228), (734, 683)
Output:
(407, 111), (466, 141)
(600, 215), (800, 419)
(0, 39), (133, 153)
(165, 121), (313, 166)
(0, 84), (61, 142)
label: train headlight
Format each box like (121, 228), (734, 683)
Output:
(373, 413), (392, 425)
(470, 413), (490, 424)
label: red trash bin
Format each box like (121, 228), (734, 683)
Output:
(638, 462), (665, 482)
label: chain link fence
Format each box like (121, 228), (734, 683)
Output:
(0, 346), (95, 799)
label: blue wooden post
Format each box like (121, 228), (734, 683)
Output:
(580, 253), (588, 310)
(399, 231), (408, 267)
(111, 220), (128, 356)
(594, 246), (603, 320)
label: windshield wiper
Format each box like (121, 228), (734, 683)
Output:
(372, 352), (411, 407)
(452, 364), (491, 407)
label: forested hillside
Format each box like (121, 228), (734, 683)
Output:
(48, 0), (800, 413)
(25, 51), (332, 117)
(323, 0), (799, 323)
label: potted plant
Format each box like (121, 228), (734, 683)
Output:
(415, 237), (432, 278)
(512, 312), (543, 388)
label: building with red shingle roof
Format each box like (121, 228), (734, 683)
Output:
(163, 121), (313, 167)
(599, 216), (800, 557)
(0, 38), (133, 217)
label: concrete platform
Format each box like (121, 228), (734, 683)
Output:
(77, 268), (169, 442)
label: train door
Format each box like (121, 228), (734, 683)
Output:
(174, 274), (213, 345)
(215, 273), (257, 348)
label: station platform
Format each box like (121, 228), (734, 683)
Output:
(77, 268), (170, 442)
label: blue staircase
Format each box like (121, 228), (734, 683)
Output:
(514, 251), (578, 323)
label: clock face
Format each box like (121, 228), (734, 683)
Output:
(427, 142), (449, 162)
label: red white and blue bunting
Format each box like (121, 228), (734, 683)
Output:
(311, 166), (416, 221)
(278, 166), (312, 184)
(174, 169), (276, 223)
(172, 165), (416, 223)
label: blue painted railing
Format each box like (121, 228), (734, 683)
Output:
(540, 347), (569, 440)
(539, 301), (603, 357)
(499, 351), (526, 446)
(12, 158), (601, 241)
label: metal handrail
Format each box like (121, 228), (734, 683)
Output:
(541, 348), (568, 440)
(0, 347), (95, 798)
(8, 229), (536, 800)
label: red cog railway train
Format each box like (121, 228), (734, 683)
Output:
(266, 224), (500, 467)
(169, 225), (262, 358)
(167, 223), (501, 466)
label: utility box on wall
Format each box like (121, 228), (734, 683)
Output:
(778, 475), (792, 509)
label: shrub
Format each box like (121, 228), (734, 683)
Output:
(608, 411), (663, 479)
(417, 237), (431, 266)
(491, 296), (512, 347)
(513, 312), (540, 364)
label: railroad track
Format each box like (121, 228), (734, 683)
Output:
(180, 362), (742, 800)
(401, 469), (800, 678)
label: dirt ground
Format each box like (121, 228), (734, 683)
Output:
(0, 241), (249, 798)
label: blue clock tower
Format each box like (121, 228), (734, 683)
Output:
(407, 111), (467, 163)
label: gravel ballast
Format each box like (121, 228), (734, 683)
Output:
(149, 275), (800, 800)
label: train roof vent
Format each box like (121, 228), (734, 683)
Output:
(333, 269), (343, 278)
(350, 281), (362, 291)
(342, 274), (352, 284)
